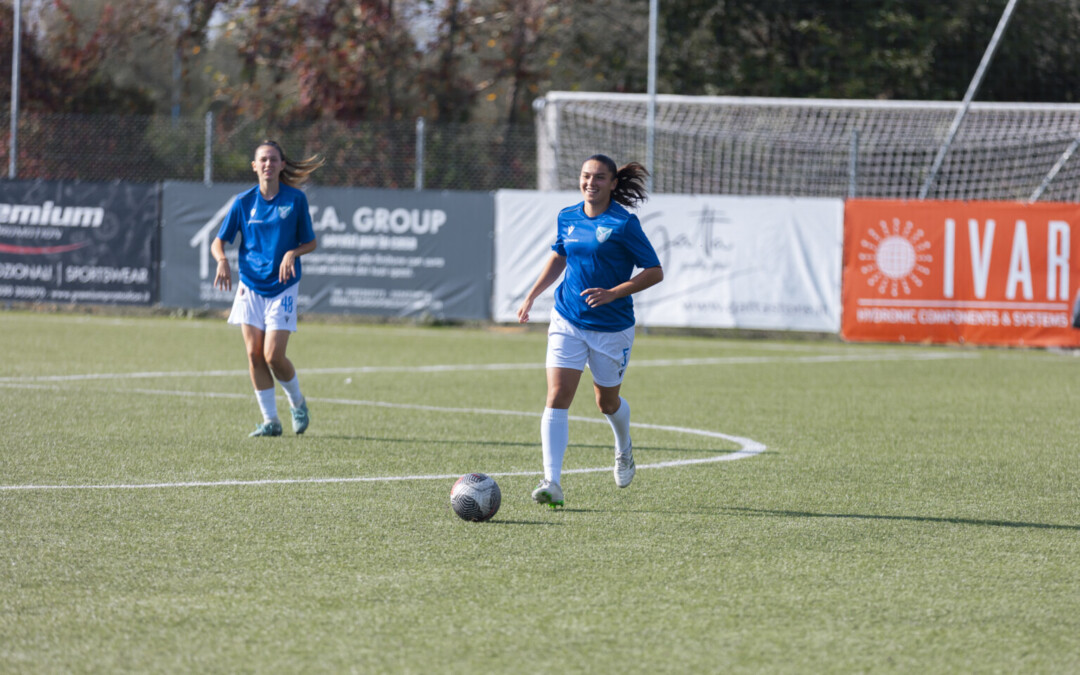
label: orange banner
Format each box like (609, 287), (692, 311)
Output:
(842, 199), (1080, 346)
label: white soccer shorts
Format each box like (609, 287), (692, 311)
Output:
(227, 281), (300, 333)
(546, 308), (635, 387)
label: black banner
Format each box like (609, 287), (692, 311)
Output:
(0, 180), (159, 305)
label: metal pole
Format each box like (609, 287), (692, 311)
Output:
(1029, 133), (1080, 202)
(172, 47), (181, 125)
(9, 0), (20, 179)
(645, 0), (657, 192)
(415, 116), (425, 191)
(203, 111), (213, 186)
(919, 0), (1020, 199)
(848, 129), (859, 198)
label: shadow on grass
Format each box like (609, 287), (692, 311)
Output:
(487, 519), (564, 526)
(316, 434), (537, 449)
(725, 506), (1080, 532)
(313, 434), (733, 456)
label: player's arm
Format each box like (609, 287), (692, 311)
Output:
(581, 265), (663, 308)
(211, 237), (231, 291)
(279, 239), (317, 283)
(517, 253), (567, 323)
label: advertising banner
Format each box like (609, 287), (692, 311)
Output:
(161, 182), (493, 320)
(842, 199), (1080, 346)
(0, 180), (158, 305)
(494, 191), (843, 332)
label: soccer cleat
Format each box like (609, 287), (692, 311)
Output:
(290, 400), (310, 435)
(614, 444), (635, 488)
(531, 479), (564, 509)
(249, 420), (283, 437)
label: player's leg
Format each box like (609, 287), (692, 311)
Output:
(596, 383), (634, 487)
(587, 325), (636, 487)
(533, 311), (587, 506)
(532, 367), (579, 507)
(263, 329), (294, 382)
(264, 329), (308, 434)
(543, 366), (581, 467)
(228, 283), (282, 437)
(264, 286), (308, 434)
(241, 323), (282, 437)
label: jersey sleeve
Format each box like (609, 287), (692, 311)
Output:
(622, 215), (661, 269)
(550, 213), (567, 256)
(216, 195), (244, 244)
(295, 192), (316, 244)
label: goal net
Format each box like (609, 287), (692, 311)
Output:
(534, 92), (1080, 202)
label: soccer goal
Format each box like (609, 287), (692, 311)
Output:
(534, 92), (1080, 202)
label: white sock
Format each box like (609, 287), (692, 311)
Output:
(541, 407), (569, 484)
(279, 374), (304, 408)
(255, 387), (278, 422)
(605, 396), (632, 455)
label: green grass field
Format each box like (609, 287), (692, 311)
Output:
(2, 311), (1078, 673)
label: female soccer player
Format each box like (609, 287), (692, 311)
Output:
(211, 140), (324, 437)
(516, 154), (664, 507)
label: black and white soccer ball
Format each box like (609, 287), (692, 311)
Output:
(450, 472), (501, 522)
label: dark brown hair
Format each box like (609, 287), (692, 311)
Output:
(586, 154), (650, 208)
(256, 140), (325, 188)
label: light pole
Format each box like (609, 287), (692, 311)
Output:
(9, 0), (20, 179)
(645, 0), (657, 192)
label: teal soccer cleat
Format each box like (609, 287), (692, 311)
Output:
(249, 420), (283, 437)
(291, 401), (310, 435)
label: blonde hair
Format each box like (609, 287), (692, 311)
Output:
(256, 140), (325, 187)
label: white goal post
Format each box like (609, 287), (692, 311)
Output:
(534, 92), (1080, 202)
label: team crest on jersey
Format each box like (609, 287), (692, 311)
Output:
(277, 205), (292, 219)
(595, 226), (612, 243)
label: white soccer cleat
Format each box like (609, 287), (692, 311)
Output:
(531, 479), (564, 508)
(614, 445), (635, 488)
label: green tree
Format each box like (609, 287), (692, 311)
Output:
(657, 0), (1080, 102)
(215, 0), (420, 122)
(1, 0), (155, 113)
(544, 0), (650, 94)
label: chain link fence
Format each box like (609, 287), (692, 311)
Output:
(1, 112), (538, 191)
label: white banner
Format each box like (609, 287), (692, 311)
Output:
(494, 191), (843, 332)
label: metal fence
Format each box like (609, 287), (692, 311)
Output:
(1, 111), (539, 191)
(16, 104), (1080, 202)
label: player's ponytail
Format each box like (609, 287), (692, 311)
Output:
(587, 154), (649, 208)
(256, 140), (325, 188)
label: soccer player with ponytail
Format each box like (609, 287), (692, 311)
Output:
(211, 140), (324, 437)
(517, 154), (664, 507)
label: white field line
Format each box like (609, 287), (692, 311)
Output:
(0, 348), (967, 492)
(0, 349), (976, 384)
(0, 390), (764, 492)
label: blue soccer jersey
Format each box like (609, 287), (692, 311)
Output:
(552, 201), (661, 332)
(217, 184), (316, 297)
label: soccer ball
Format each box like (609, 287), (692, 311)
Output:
(450, 472), (501, 522)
